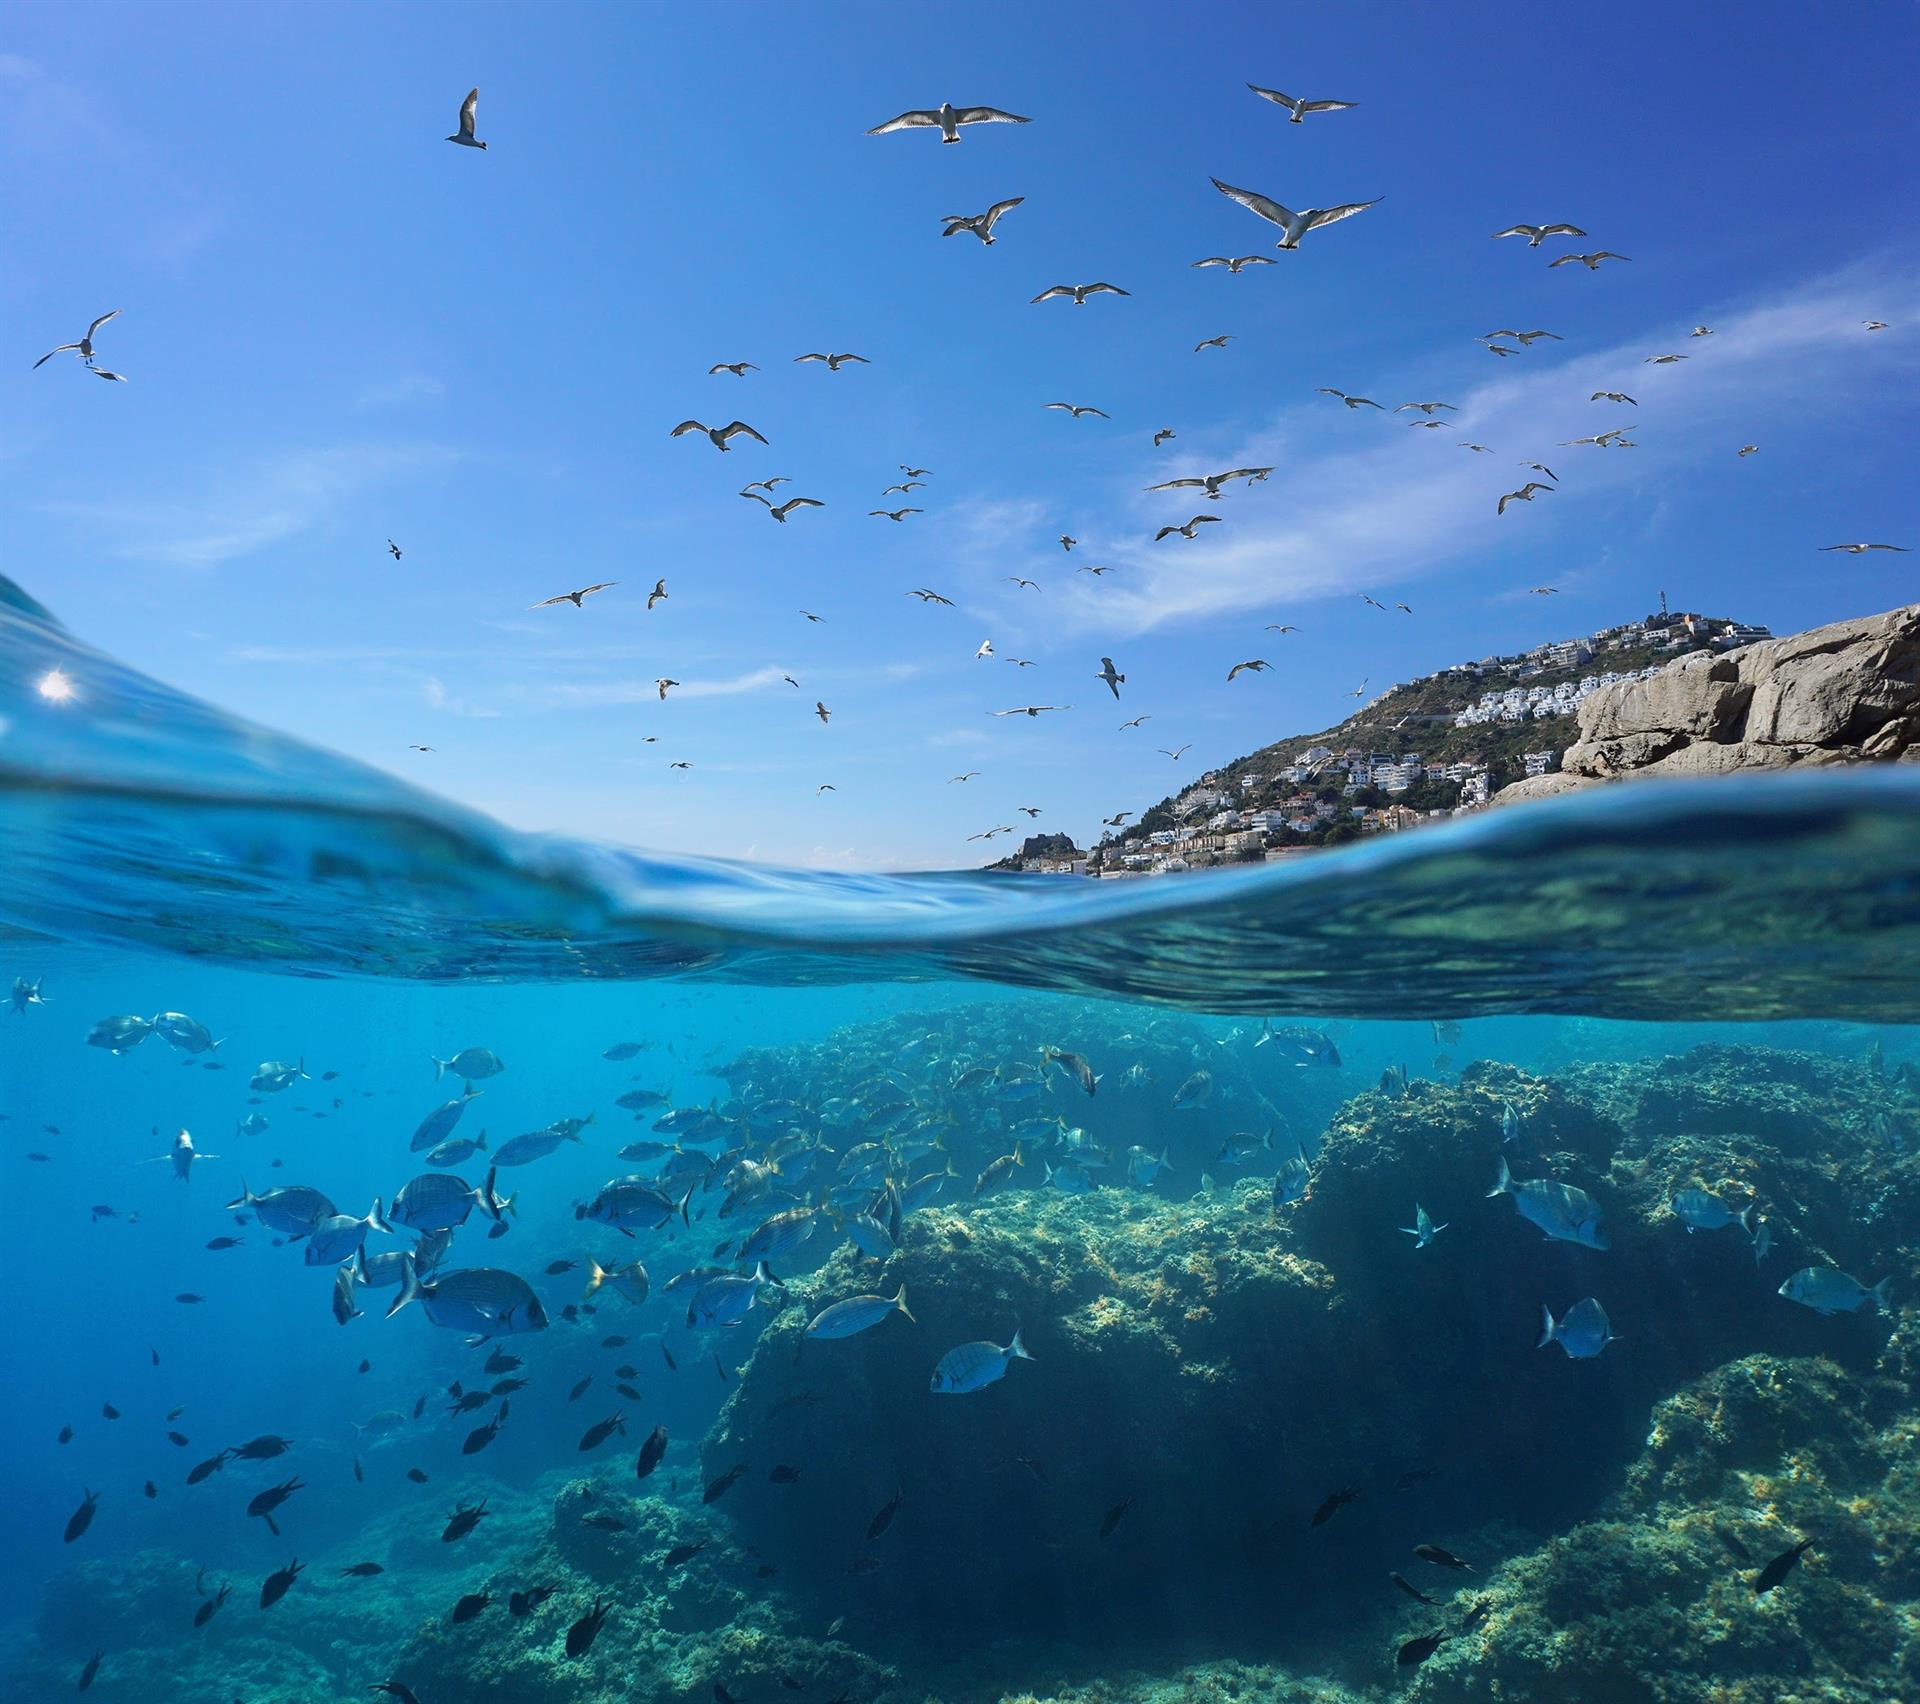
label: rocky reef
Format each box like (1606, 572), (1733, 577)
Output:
(1497, 603), (1920, 804)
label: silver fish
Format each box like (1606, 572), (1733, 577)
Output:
(1777, 1267), (1890, 1316)
(387, 1262), (550, 1341)
(152, 1012), (221, 1054)
(807, 1285), (914, 1340)
(930, 1328), (1033, 1395)
(491, 1126), (584, 1167)
(225, 1179), (336, 1238)
(433, 1047), (505, 1082)
(88, 1014), (153, 1055)
(410, 1096), (477, 1154)
(1488, 1157), (1608, 1250)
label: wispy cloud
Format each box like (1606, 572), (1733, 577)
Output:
(43, 442), (459, 569)
(354, 373), (447, 411)
(1021, 260), (1920, 638)
(422, 675), (501, 719)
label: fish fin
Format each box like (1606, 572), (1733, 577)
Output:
(893, 1284), (914, 1322)
(475, 1130), (488, 1151)
(386, 1252), (420, 1319)
(1871, 1276), (1894, 1312)
(433, 1056), (447, 1080)
(1487, 1155), (1512, 1198)
(583, 1261), (606, 1300)
(1738, 1202), (1755, 1235)
(676, 1187), (694, 1226)
(369, 1196), (390, 1234)
(1537, 1305), (1557, 1349)
(1008, 1326), (1035, 1362)
(265, 1513), (279, 1537)
(1398, 1227), (1418, 1237)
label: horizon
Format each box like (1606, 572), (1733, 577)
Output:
(6, 2), (1917, 871)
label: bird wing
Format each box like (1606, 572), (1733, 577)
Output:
(794, 354), (827, 363)
(953, 107), (1031, 125)
(1304, 198), (1381, 230)
(1031, 287), (1075, 303)
(781, 498), (824, 512)
(1212, 179), (1296, 228)
(1245, 84), (1297, 108)
(1546, 255), (1578, 268)
(1082, 407), (1110, 418)
(1541, 224), (1587, 237)
(1083, 283), (1129, 296)
(1192, 514), (1221, 525)
(529, 593), (571, 608)
(669, 420), (707, 436)
(983, 197), (1025, 223)
(1145, 478), (1206, 491)
(717, 421), (769, 444)
(87, 308), (123, 339)
(1491, 226), (1538, 241)
(1192, 257), (1229, 268)
(91, 369), (127, 381)
(32, 344), (81, 367)
(867, 110), (941, 134)
(834, 354), (870, 364)
(459, 89), (479, 137)
(1300, 99), (1356, 114)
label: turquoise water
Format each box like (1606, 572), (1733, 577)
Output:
(4, 571), (1916, 1704)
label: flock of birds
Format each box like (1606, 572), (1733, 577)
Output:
(29, 82), (1905, 856)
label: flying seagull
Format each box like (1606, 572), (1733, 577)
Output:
(814, 702), (831, 724)
(1462, 443), (1493, 453)
(992, 705), (1071, 717)
(942, 197), (1024, 244)
(1691, 326), (1715, 337)
(1362, 595), (1386, 611)
(1549, 252), (1631, 270)
(1119, 716), (1151, 729)
(1153, 428), (1176, 446)
(387, 540), (402, 560)
(1820, 542), (1908, 554)
(1492, 223), (1586, 246)
(967, 826), (1014, 841)
(89, 367), (128, 382)
(1591, 391), (1638, 404)
(1397, 401), (1457, 415)
(1146, 467), (1271, 499)
(1155, 515), (1220, 542)
(1521, 462), (1558, 481)
(671, 419), (768, 451)
(1159, 745), (1193, 761)
(818, 784), (836, 793)
(1245, 85), (1356, 122)
(1102, 811), (1131, 827)
(1738, 445), (1759, 457)
(1004, 577), (1038, 591)
(867, 103), (1031, 143)
(800, 610), (823, 622)
(1096, 657), (1125, 698)
(1529, 587), (1559, 596)
(1192, 255), (1274, 272)
(1480, 328), (1562, 344)
(1211, 178), (1381, 250)
(1317, 389), (1383, 409)
(656, 679), (680, 699)
(647, 579), (668, 609)
(795, 352), (869, 371)
(949, 772), (980, 783)
(1031, 283), (1130, 306)
(1265, 624), (1298, 633)
(1865, 320), (1889, 332)
(669, 761), (691, 769)
(1560, 429), (1634, 447)
(906, 588), (954, 605)
(783, 674), (800, 688)
(34, 309), (121, 370)
(1194, 335), (1234, 352)
(1407, 419), (1451, 429)
(900, 465), (932, 477)
(531, 582), (617, 609)
(446, 89), (486, 150)
(1226, 660), (1270, 682)
(1059, 534), (1075, 551)
(709, 362), (758, 376)
(1005, 656), (1036, 666)
(1046, 403), (1109, 419)
(743, 477), (791, 493)
(1497, 483), (1554, 515)
(1485, 344), (1519, 358)
(408, 745), (434, 753)
(765, 497), (824, 523)
(976, 640), (995, 660)
(869, 508), (922, 522)
(1347, 678), (1369, 697)
(1018, 806), (1042, 817)
(1645, 353), (1688, 365)
(1078, 563), (1113, 575)
(882, 482), (924, 495)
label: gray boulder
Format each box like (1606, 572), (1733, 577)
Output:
(1496, 604), (1920, 804)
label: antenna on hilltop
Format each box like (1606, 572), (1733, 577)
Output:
(1659, 589), (1669, 618)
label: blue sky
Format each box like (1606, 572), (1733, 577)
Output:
(5, 2), (1916, 869)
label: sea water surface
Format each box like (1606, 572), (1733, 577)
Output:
(4, 571), (1917, 1704)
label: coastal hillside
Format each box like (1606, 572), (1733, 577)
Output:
(998, 609), (1769, 874)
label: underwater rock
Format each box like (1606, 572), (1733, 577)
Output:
(1496, 602), (1920, 803)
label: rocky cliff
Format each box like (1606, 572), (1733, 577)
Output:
(1496, 604), (1920, 804)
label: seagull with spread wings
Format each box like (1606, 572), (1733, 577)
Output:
(869, 508), (923, 522)
(1155, 516), (1220, 542)
(867, 102), (1031, 143)
(1245, 85), (1357, 122)
(1226, 660), (1270, 682)
(708, 361), (758, 376)
(906, 588), (954, 605)
(647, 579), (668, 609)
(446, 89), (486, 150)
(34, 308), (121, 370)
(1820, 542), (1908, 554)
(1031, 282), (1130, 306)
(1492, 222), (1586, 246)
(671, 419), (769, 452)
(1497, 483), (1554, 515)
(1046, 402), (1109, 419)
(1212, 177), (1381, 250)
(1158, 744), (1193, 761)
(992, 705), (1071, 717)
(1317, 389), (1383, 409)
(942, 197), (1025, 244)
(531, 582), (617, 609)
(795, 352), (869, 371)
(1192, 255), (1275, 272)
(1096, 658), (1125, 699)
(1549, 251), (1631, 270)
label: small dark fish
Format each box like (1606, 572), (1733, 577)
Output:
(768, 1464), (802, 1484)
(186, 1451), (231, 1485)
(259, 1557), (303, 1609)
(704, 1464), (748, 1504)
(561, 1304), (580, 1322)
(508, 1584), (556, 1615)
(451, 1590), (492, 1623)
(57, 1425), (72, 1445)
(1716, 1527), (1753, 1563)
(483, 1350), (522, 1375)
(1461, 1598), (1491, 1630)
(205, 1236), (244, 1250)
(1751, 1536), (1816, 1594)
(1397, 1632), (1449, 1668)
(64, 1488), (98, 1543)
(546, 1259), (578, 1275)
(411, 1394), (428, 1419)
(715, 1684), (744, 1704)
(1414, 1543), (1472, 1570)
(616, 1381), (643, 1401)
(660, 1342), (678, 1371)
(566, 1596), (612, 1658)
(582, 1511), (626, 1532)
(231, 1434), (293, 1460)
(341, 1561), (384, 1576)
(192, 1582), (230, 1627)
(635, 1425), (668, 1480)
(493, 1376), (527, 1395)
(1390, 1571), (1439, 1606)
(869, 1487), (904, 1539)
(166, 1405), (185, 1421)
(143, 1479), (157, 1500)
(100, 1402), (120, 1420)
(406, 1467), (430, 1484)
(601, 1334), (629, 1348)
(569, 1374), (594, 1402)
(78, 1650), (102, 1691)
(664, 1540), (706, 1567)
(442, 1497), (489, 1542)
(1311, 1486), (1360, 1528)
(1099, 1497), (1134, 1540)
(464, 1402), (510, 1456)
(358, 1358), (370, 1374)
(353, 1455), (364, 1483)
(579, 1411), (627, 1451)
(167, 1430), (189, 1447)
(175, 1293), (204, 1304)
(370, 1685), (420, 1704)
(714, 1353), (731, 1383)
(615, 1363), (639, 1378)
(757, 1563), (778, 1579)
(1392, 1466), (1441, 1492)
